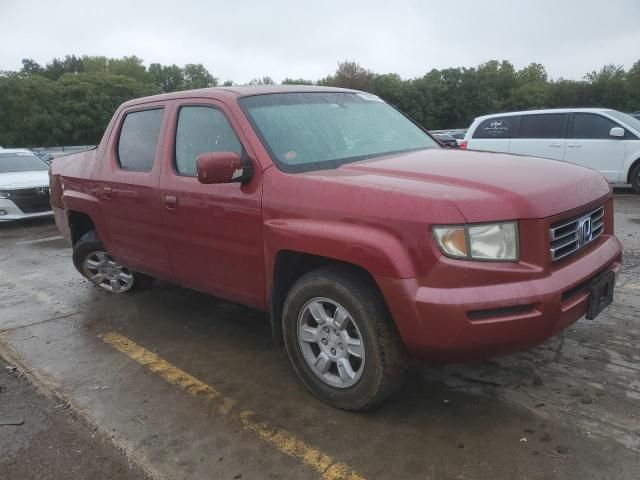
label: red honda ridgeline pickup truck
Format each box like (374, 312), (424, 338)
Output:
(50, 86), (622, 410)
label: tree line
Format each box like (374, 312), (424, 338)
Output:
(1, 55), (639, 147)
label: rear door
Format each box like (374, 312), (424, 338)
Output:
(98, 103), (173, 280)
(509, 113), (568, 160)
(565, 113), (626, 181)
(159, 99), (265, 308)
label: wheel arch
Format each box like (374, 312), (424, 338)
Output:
(627, 157), (640, 185)
(68, 211), (96, 246)
(269, 250), (391, 345)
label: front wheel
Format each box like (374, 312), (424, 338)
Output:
(282, 266), (408, 411)
(72, 231), (151, 293)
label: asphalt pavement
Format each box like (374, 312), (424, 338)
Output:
(1, 189), (639, 480)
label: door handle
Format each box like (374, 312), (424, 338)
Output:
(164, 194), (178, 210)
(549, 143), (563, 148)
(567, 143), (582, 148)
(103, 186), (112, 199)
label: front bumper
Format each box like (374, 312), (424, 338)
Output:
(376, 234), (622, 362)
(0, 198), (53, 222)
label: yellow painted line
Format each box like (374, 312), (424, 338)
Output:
(101, 331), (364, 480)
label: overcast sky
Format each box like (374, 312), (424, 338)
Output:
(1, 0), (639, 83)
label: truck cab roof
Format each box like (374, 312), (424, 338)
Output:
(122, 85), (359, 108)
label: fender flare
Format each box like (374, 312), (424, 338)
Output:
(62, 190), (112, 247)
(263, 219), (419, 282)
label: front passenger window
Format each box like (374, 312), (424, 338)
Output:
(175, 106), (243, 176)
(571, 113), (620, 139)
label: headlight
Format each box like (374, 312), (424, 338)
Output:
(0, 191), (10, 199)
(433, 222), (518, 261)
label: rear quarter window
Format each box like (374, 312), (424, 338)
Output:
(117, 108), (164, 171)
(473, 116), (519, 139)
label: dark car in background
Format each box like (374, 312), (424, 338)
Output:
(431, 133), (459, 148)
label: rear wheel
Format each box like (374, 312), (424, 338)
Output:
(630, 163), (640, 194)
(72, 231), (151, 293)
(282, 266), (408, 411)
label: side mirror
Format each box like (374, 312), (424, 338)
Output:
(196, 151), (252, 184)
(610, 127), (625, 138)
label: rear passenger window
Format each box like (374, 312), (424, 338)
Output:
(117, 109), (164, 171)
(519, 114), (567, 139)
(175, 106), (243, 176)
(571, 113), (620, 139)
(473, 116), (518, 138)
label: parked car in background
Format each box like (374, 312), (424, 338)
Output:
(430, 129), (467, 147)
(448, 130), (468, 147)
(0, 149), (52, 221)
(448, 131), (467, 140)
(50, 86), (621, 410)
(431, 133), (459, 148)
(464, 109), (640, 192)
(36, 151), (55, 164)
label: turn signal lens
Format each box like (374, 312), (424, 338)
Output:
(433, 226), (468, 258)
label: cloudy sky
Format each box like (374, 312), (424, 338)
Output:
(1, 0), (638, 83)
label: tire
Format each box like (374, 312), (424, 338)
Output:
(630, 163), (640, 194)
(72, 230), (152, 293)
(282, 266), (408, 411)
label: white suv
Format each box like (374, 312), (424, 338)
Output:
(464, 108), (640, 192)
(0, 149), (53, 221)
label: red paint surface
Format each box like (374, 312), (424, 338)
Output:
(50, 87), (623, 360)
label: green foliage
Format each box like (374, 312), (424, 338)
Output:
(0, 71), (156, 146)
(182, 63), (218, 90)
(320, 60), (375, 91)
(1, 54), (639, 147)
(148, 63), (184, 93)
(0, 55), (220, 146)
(319, 59), (640, 129)
(282, 78), (314, 85)
(248, 76), (275, 85)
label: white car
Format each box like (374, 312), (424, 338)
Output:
(0, 149), (53, 221)
(463, 108), (640, 192)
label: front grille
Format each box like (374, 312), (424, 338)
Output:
(9, 187), (52, 214)
(549, 205), (604, 262)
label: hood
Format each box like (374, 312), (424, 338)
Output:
(0, 170), (50, 189)
(304, 149), (610, 222)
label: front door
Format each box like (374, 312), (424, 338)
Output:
(98, 104), (173, 280)
(565, 113), (626, 182)
(159, 100), (265, 309)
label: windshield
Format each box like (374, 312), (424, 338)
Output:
(239, 92), (438, 172)
(0, 152), (50, 173)
(606, 110), (640, 134)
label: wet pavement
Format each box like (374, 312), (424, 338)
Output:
(0, 189), (639, 480)
(0, 358), (150, 480)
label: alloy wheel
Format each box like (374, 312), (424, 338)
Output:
(82, 251), (134, 293)
(297, 297), (365, 388)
